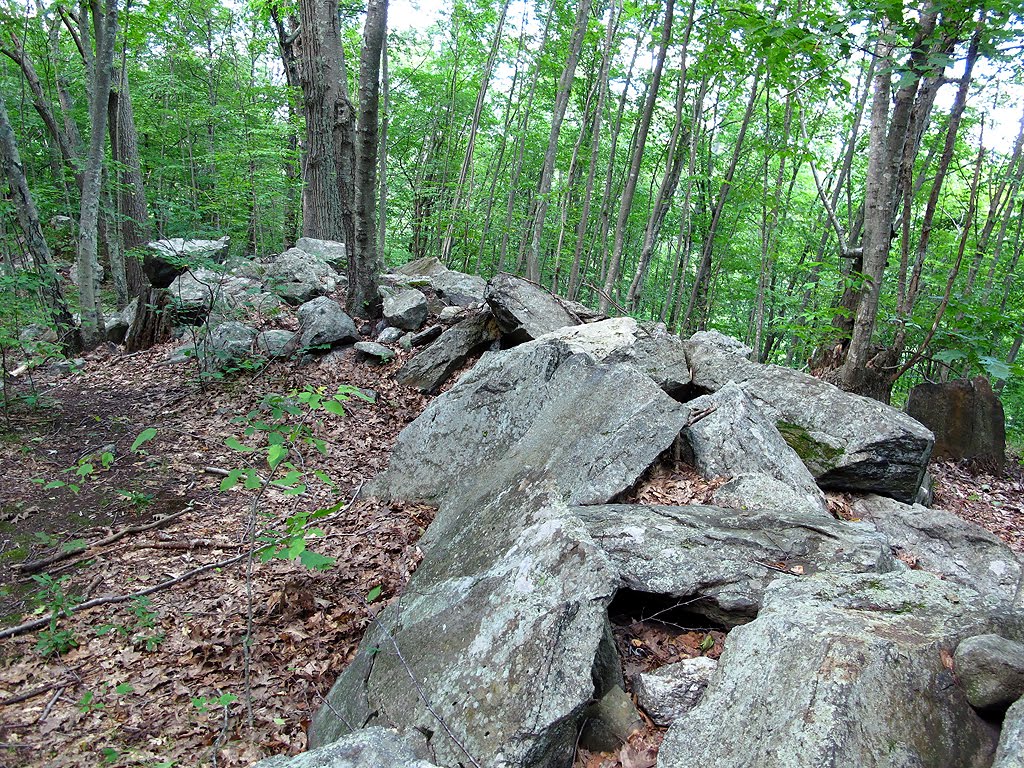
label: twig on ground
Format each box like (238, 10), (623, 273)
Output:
(37, 687), (65, 723)
(0, 669), (81, 707)
(14, 506), (192, 575)
(0, 550), (251, 641)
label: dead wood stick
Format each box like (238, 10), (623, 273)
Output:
(0, 669), (81, 707)
(0, 550), (250, 641)
(37, 687), (65, 723)
(14, 507), (192, 575)
(128, 539), (230, 551)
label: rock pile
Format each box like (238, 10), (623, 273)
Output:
(252, 283), (1022, 768)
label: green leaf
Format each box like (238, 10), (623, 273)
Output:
(933, 349), (967, 364)
(220, 468), (246, 491)
(366, 585), (382, 603)
(699, 633), (715, 652)
(267, 444), (288, 469)
(115, 683), (134, 695)
(130, 428), (158, 452)
(323, 400), (347, 416)
(225, 437), (256, 453)
(979, 356), (1012, 381)
(281, 484), (307, 496)
(62, 539), (87, 553)
(299, 550), (336, 570)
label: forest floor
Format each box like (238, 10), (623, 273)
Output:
(0, 341), (1020, 768)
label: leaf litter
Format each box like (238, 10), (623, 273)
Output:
(1, 343), (1022, 768)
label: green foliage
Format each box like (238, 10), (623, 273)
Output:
(31, 573), (81, 657)
(220, 384), (374, 570)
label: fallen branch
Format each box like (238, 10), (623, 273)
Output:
(0, 669), (81, 707)
(14, 507), (191, 575)
(0, 550), (250, 641)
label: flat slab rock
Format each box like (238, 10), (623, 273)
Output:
(685, 331), (934, 503)
(254, 727), (437, 768)
(484, 272), (579, 344)
(658, 571), (1000, 768)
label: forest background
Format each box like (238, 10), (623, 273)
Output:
(3, 0), (1024, 441)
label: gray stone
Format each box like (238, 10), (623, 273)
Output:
(254, 330), (296, 358)
(166, 268), (266, 325)
(295, 237), (347, 270)
(437, 305), (471, 323)
(955, 634), (1024, 711)
(383, 289), (429, 331)
(377, 326), (404, 344)
(431, 270), (487, 306)
(204, 321), (257, 368)
(578, 686), (644, 752)
(312, 491), (621, 768)
(296, 297), (358, 350)
(148, 236), (230, 263)
(254, 727), (437, 768)
(354, 341), (396, 364)
(685, 332), (934, 503)
(907, 377), (1006, 469)
(575, 504), (897, 624)
(658, 572), (999, 768)
(851, 494), (1022, 603)
(485, 272), (579, 344)
(223, 255), (266, 280)
(993, 698), (1024, 768)
(531, 317), (691, 396)
(105, 303), (137, 344)
(19, 324), (57, 345)
(395, 312), (499, 394)
(384, 342), (690, 512)
(681, 383), (830, 516)
(688, 329), (753, 357)
(409, 325), (443, 347)
(634, 656), (718, 726)
(396, 256), (448, 277)
(265, 248), (341, 305)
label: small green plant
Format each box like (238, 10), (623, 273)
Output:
(191, 692), (238, 714)
(95, 595), (164, 651)
(31, 573), (81, 656)
(221, 384), (374, 571)
(117, 489), (155, 511)
(76, 690), (105, 714)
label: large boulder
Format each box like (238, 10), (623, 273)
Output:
(395, 312), (499, 394)
(145, 236), (229, 288)
(295, 237), (347, 270)
(383, 289), (429, 331)
(681, 382), (829, 517)
(396, 256), (447, 277)
(993, 698), (1024, 768)
(384, 338), (690, 511)
(315, 346), (693, 766)
(529, 318), (691, 396)
(484, 272), (579, 344)
(165, 268), (268, 325)
(575, 504), (897, 624)
(685, 332), (934, 503)
(633, 657), (718, 727)
(658, 571), (999, 768)
(907, 377), (1006, 468)
(265, 248), (341, 305)
(851, 495), (1022, 602)
(254, 727), (438, 768)
(296, 297), (358, 350)
(430, 270), (486, 307)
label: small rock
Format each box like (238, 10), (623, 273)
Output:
(377, 327), (404, 344)
(634, 656), (718, 726)
(354, 341), (396, 364)
(253, 727), (438, 768)
(409, 325), (443, 347)
(955, 634), (1024, 711)
(431, 270), (486, 306)
(578, 686), (644, 752)
(254, 330), (296, 358)
(296, 297), (358, 350)
(383, 289), (429, 331)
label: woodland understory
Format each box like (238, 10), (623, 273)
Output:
(0, 344), (1018, 768)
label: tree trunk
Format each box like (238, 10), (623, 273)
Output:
(523, 0), (593, 284)
(298, 0), (345, 240)
(76, 0), (118, 350)
(0, 90), (81, 354)
(347, 0), (387, 318)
